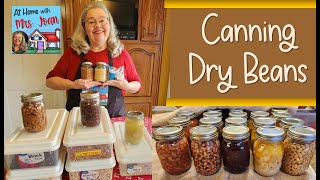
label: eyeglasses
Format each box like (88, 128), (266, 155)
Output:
(85, 17), (110, 27)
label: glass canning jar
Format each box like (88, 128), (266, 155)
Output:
(176, 110), (199, 127)
(225, 117), (247, 127)
(281, 126), (316, 176)
(94, 62), (108, 82)
(153, 125), (192, 175)
(251, 117), (276, 150)
(190, 126), (221, 176)
(167, 117), (193, 146)
(253, 127), (285, 177)
(279, 117), (304, 138)
(228, 111), (248, 119)
(21, 93), (47, 133)
(229, 109), (244, 113)
(203, 111), (222, 118)
(248, 111), (270, 134)
(80, 90), (101, 127)
(81, 61), (93, 81)
(271, 111), (292, 127)
(222, 126), (250, 174)
(199, 117), (224, 142)
(125, 111), (144, 145)
(271, 107), (289, 114)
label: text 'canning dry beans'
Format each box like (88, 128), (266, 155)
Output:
(125, 111), (144, 145)
(190, 126), (222, 176)
(21, 93), (47, 133)
(253, 126), (285, 177)
(80, 90), (101, 127)
(222, 126), (250, 174)
(153, 126), (192, 175)
(281, 126), (316, 176)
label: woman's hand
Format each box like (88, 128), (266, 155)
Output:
(103, 77), (130, 91)
(72, 79), (102, 89)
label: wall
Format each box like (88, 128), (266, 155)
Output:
(4, 0), (66, 139)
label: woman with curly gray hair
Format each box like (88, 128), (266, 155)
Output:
(46, 1), (142, 117)
(12, 31), (28, 54)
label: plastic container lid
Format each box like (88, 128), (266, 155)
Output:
(65, 154), (115, 172)
(63, 107), (116, 147)
(113, 122), (152, 164)
(6, 147), (67, 180)
(4, 109), (69, 154)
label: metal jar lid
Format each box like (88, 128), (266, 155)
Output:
(250, 111), (269, 118)
(176, 110), (196, 119)
(203, 111), (222, 117)
(256, 126), (285, 142)
(21, 93), (44, 103)
(287, 126), (316, 142)
(225, 117), (247, 126)
(206, 109), (222, 113)
(272, 112), (292, 119)
(199, 117), (223, 127)
(153, 125), (184, 141)
(271, 107), (289, 114)
(190, 125), (218, 140)
(95, 62), (107, 68)
(80, 90), (99, 99)
(82, 61), (93, 66)
(167, 117), (192, 127)
(253, 117), (276, 127)
(230, 109), (244, 113)
(222, 126), (250, 140)
(229, 111), (247, 118)
(126, 111), (144, 120)
(280, 117), (304, 130)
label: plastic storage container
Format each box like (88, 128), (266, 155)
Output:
(113, 122), (152, 176)
(281, 126), (316, 176)
(6, 147), (67, 180)
(4, 109), (68, 170)
(153, 125), (192, 175)
(63, 107), (116, 161)
(190, 126), (221, 176)
(65, 154), (115, 180)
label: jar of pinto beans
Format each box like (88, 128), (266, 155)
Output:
(153, 125), (192, 175)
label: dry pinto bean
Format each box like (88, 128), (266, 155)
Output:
(281, 139), (316, 176)
(156, 136), (192, 175)
(67, 144), (113, 161)
(191, 139), (222, 175)
(21, 101), (47, 133)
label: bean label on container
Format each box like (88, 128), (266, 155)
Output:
(75, 150), (102, 157)
(80, 171), (99, 180)
(18, 153), (44, 164)
(127, 164), (142, 174)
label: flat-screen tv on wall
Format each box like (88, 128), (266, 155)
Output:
(104, 0), (138, 40)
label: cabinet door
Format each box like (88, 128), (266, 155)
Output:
(124, 43), (161, 105)
(140, 0), (165, 42)
(61, 0), (91, 51)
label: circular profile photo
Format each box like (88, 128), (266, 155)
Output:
(12, 31), (28, 54)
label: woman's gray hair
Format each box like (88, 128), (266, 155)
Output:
(12, 31), (28, 51)
(70, 1), (124, 57)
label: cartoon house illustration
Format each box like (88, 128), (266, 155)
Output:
(28, 28), (60, 50)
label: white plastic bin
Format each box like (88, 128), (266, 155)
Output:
(65, 155), (115, 180)
(113, 122), (152, 176)
(63, 107), (116, 161)
(4, 109), (68, 170)
(6, 146), (67, 180)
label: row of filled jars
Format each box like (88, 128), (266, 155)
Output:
(81, 61), (117, 82)
(153, 124), (316, 177)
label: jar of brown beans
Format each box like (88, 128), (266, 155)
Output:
(80, 90), (101, 127)
(176, 110), (199, 127)
(167, 117), (194, 146)
(190, 126), (222, 176)
(153, 125), (192, 175)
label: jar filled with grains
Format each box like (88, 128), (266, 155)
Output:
(94, 62), (108, 82)
(21, 93), (47, 133)
(81, 61), (93, 80)
(222, 126), (250, 174)
(281, 126), (316, 176)
(154, 125), (192, 175)
(253, 127), (285, 177)
(190, 126), (222, 176)
(80, 90), (101, 127)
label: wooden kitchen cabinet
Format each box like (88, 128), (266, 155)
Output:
(61, 0), (165, 117)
